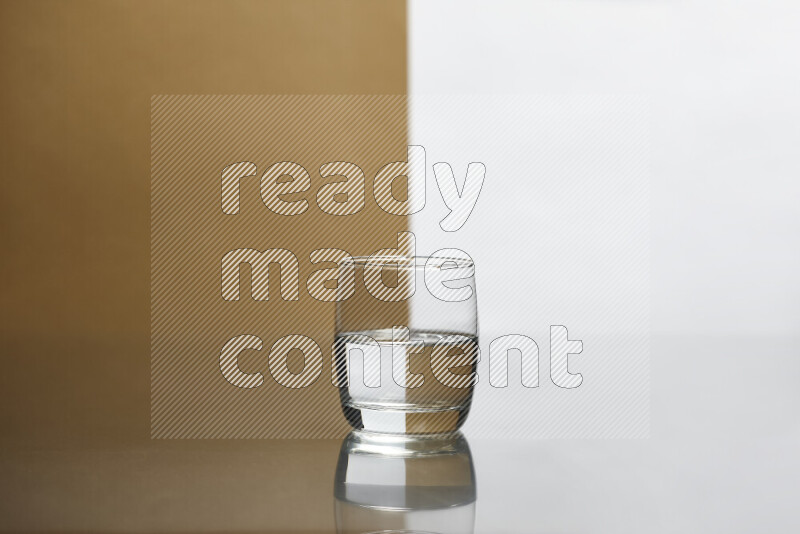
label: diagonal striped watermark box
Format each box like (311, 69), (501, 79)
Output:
(150, 95), (650, 439)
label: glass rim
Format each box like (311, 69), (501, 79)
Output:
(341, 254), (474, 270)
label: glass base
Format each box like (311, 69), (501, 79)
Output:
(341, 403), (471, 434)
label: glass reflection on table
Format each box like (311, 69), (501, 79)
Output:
(334, 430), (476, 534)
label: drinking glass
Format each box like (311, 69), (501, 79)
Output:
(334, 254), (478, 434)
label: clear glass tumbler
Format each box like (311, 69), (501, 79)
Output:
(334, 254), (478, 434)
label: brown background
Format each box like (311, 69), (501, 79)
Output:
(150, 95), (408, 438)
(0, 0), (406, 530)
